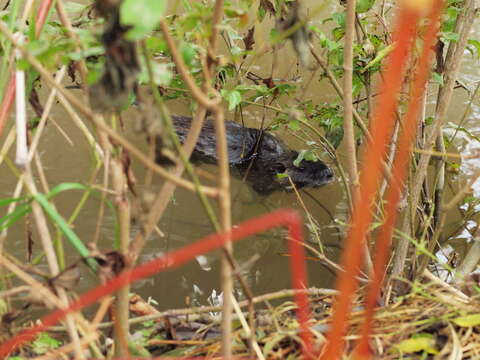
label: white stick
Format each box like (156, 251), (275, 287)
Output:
(230, 293), (265, 360)
(14, 32), (28, 167)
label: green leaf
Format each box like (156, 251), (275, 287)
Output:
(442, 31), (459, 42)
(222, 90), (242, 111)
(288, 119), (300, 131)
(0, 298), (7, 316)
(362, 43), (395, 72)
(121, 0), (166, 40)
(432, 72), (444, 86)
(467, 39), (480, 58)
(263, 334), (286, 357)
(145, 37), (167, 53)
(32, 333), (62, 355)
(331, 12), (345, 27)
(128, 340), (151, 357)
(0, 197), (25, 207)
(180, 42), (197, 67)
(47, 182), (88, 199)
(16, 59), (31, 71)
(356, 0), (375, 13)
(332, 27), (345, 41)
(452, 314), (480, 327)
(303, 150), (317, 161)
(33, 193), (95, 270)
(394, 334), (438, 354)
(293, 150), (306, 167)
(0, 203), (32, 230)
(424, 116), (434, 125)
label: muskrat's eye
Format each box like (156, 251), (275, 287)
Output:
(275, 163), (287, 173)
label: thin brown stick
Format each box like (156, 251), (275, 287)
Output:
(55, 0), (88, 85)
(202, 1), (234, 357)
(343, 0), (359, 192)
(212, 107), (234, 360)
(92, 115), (132, 357)
(160, 21), (221, 109)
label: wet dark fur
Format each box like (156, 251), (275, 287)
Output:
(156, 115), (334, 195)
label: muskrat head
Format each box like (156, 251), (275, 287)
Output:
(273, 153), (334, 190)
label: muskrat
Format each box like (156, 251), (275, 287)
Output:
(155, 115), (334, 195)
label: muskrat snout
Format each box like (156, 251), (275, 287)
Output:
(285, 157), (334, 190)
(321, 166), (335, 184)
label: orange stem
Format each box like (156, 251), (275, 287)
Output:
(320, 5), (420, 359)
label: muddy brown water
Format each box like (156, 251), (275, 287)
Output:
(0, 1), (479, 312)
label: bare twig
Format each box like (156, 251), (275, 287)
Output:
(343, 0), (359, 192)
(159, 21), (221, 109)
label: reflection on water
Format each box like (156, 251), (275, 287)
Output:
(133, 172), (340, 310)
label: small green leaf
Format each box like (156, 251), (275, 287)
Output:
(293, 150), (306, 167)
(128, 340), (151, 357)
(0, 203), (32, 230)
(331, 12), (345, 27)
(145, 37), (167, 53)
(303, 150), (317, 161)
(16, 59), (31, 71)
(453, 314), (480, 327)
(221, 90), (242, 111)
(180, 43), (197, 67)
(32, 333), (62, 355)
(0, 298), (7, 316)
(442, 31), (459, 42)
(263, 334), (286, 357)
(33, 193), (95, 270)
(467, 39), (480, 58)
(394, 334), (438, 354)
(424, 116), (434, 125)
(332, 27), (345, 41)
(432, 72), (444, 86)
(47, 182), (88, 199)
(0, 197), (25, 207)
(121, 0), (166, 40)
(356, 0), (375, 13)
(288, 119), (300, 131)
(362, 43), (395, 72)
